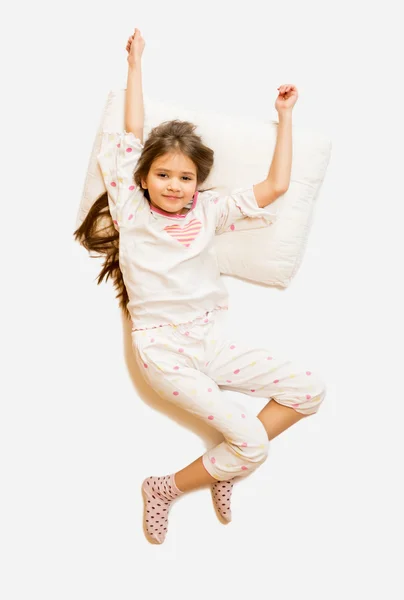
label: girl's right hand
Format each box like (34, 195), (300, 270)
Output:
(126, 28), (145, 67)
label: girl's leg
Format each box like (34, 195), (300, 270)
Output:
(134, 331), (269, 542)
(141, 373), (268, 543)
(208, 342), (327, 417)
(172, 401), (307, 525)
(175, 455), (216, 492)
(175, 401), (308, 491)
(204, 333), (327, 521)
(257, 397), (309, 440)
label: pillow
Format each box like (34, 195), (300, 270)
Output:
(77, 89), (331, 287)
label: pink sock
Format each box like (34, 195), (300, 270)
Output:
(142, 474), (183, 544)
(211, 479), (235, 523)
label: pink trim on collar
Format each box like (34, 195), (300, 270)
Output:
(150, 191), (199, 219)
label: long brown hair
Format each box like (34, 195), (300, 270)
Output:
(74, 120), (215, 320)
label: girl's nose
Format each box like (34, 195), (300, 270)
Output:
(168, 180), (180, 190)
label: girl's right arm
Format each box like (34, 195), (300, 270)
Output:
(95, 29), (146, 232)
(125, 28), (145, 143)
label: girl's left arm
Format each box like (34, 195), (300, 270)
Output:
(253, 84), (298, 208)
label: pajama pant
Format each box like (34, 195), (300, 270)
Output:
(132, 308), (326, 481)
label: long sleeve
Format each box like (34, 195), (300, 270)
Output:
(97, 131), (145, 231)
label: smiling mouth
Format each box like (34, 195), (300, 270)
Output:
(163, 195), (182, 200)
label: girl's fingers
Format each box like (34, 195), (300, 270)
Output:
(277, 84), (296, 94)
(127, 28), (144, 52)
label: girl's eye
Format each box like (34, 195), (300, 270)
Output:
(158, 174), (192, 181)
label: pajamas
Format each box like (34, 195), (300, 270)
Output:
(132, 307), (326, 481)
(97, 131), (279, 333)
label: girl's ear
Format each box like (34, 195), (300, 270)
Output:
(141, 179), (147, 189)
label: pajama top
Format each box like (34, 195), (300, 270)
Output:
(97, 131), (278, 332)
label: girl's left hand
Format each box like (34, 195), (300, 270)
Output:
(126, 28), (145, 67)
(275, 84), (298, 113)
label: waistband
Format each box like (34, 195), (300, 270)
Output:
(131, 305), (228, 333)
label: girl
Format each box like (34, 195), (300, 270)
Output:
(75, 28), (326, 545)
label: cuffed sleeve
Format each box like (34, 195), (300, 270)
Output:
(213, 187), (279, 235)
(97, 131), (145, 231)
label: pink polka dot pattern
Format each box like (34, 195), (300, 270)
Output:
(126, 147), (133, 153)
(133, 314), (322, 535)
(211, 479), (234, 522)
(110, 182), (116, 187)
(129, 185), (135, 190)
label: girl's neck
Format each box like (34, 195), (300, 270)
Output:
(149, 200), (189, 216)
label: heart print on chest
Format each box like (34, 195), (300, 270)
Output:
(163, 218), (203, 248)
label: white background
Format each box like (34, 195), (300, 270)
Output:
(1, 1), (403, 598)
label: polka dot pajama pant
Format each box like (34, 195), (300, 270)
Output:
(132, 309), (326, 481)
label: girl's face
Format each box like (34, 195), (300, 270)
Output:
(141, 151), (198, 215)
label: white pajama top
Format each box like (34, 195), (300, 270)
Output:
(97, 131), (278, 332)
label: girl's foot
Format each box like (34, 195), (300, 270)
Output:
(211, 479), (235, 523)
(142, 474), (183, 544)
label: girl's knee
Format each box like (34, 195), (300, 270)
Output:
(294, 374), (327, 415)
(204, 421), (269, 480)
(232, 422), (269, 468)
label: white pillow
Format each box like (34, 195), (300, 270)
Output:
(77, 89), (331, 287)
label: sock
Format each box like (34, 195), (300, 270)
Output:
(211, 479), (235, 523)
(142, 474), (183, 544)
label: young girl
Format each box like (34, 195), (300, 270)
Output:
(75, 28), (326, 544)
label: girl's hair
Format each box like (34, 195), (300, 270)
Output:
(74, 120), (215, 320)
